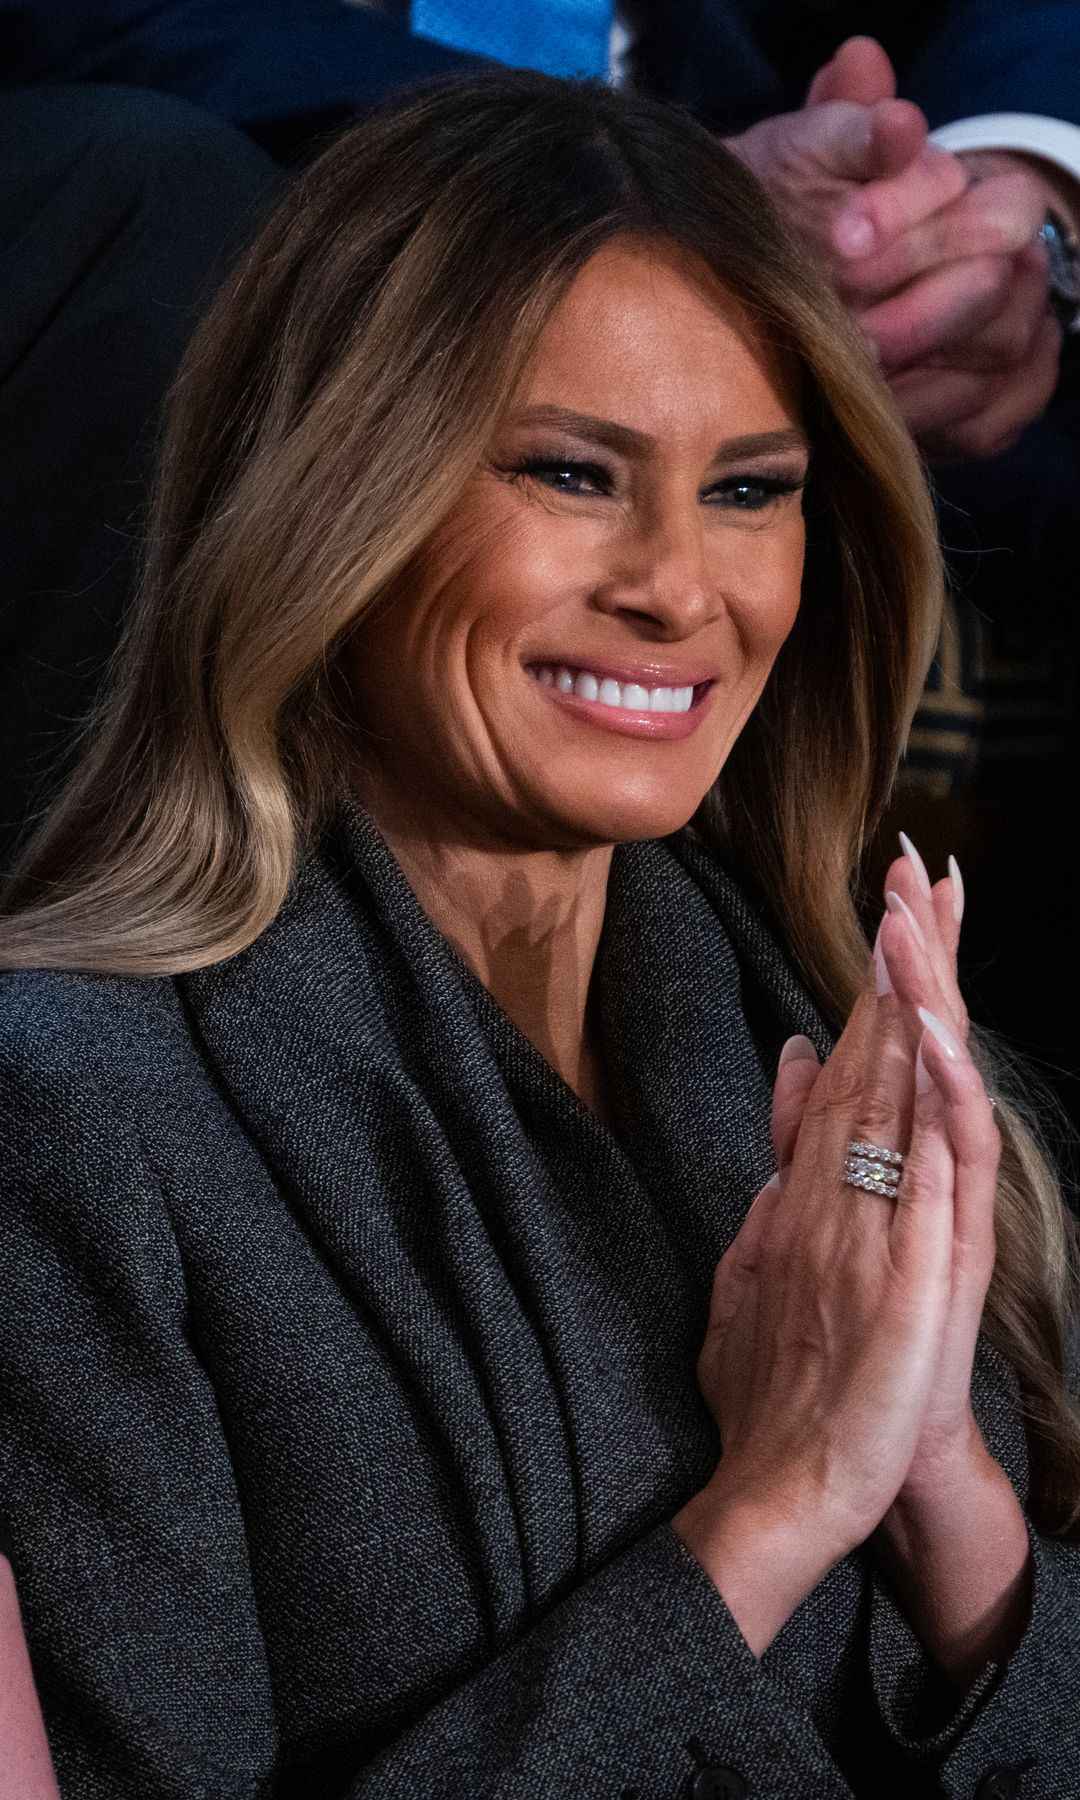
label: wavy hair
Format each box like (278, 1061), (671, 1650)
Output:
(2, 72), (1077, 1533)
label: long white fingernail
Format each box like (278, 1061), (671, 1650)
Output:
(915, 1043), (935, 1094)
(885, 889), (927, 950)
(778, 1034), (819, 1069)
(873, 918), (892, 996)
(899, 831), (933, 899)
(917, 1005), (962, 1060)
(948, 854), (964, 924)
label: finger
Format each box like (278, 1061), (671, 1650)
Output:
(797, 99), (925, 198)
(917, 250), (1049, 371)
(708, 1173), (783, 1338)
(877, 844), (968, 1044)
(772, 1034), (822, 1168)
(888, 834), (962, 968)
(805, 35), (897, 108)
(890, 362), (1000, 437)
(918, 316), (1063, 461)
(886, 262), (1046, 385)
(840, 169), (1050, 300)
(860, 254), (1012, 370)
(886, 1012), (957, 1296)
(879, 899), (968, 1066)
(789, 962), (912, 1238)
(833, 135), (967, 260)
(913, 1010), (998, 1291)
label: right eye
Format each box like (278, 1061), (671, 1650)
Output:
(512, 458), (613, 496)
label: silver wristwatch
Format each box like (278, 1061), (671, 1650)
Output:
(1037, 209), (1080, 330)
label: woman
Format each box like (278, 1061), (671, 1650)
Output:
(0, 71), (1077, 1799)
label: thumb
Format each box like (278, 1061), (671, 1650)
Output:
(707, 1172), (781, 1340)
(806, 35), (898, 108)
(771, 1034), (821, 1168)
(794, 100), (925, 189)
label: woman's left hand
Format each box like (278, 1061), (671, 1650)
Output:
(773, 837), (997, 1506)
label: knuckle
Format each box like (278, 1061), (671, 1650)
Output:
(817, 1056), (864, 1117)
(852, 1091), (900, 1143)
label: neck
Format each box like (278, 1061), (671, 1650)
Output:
(360, 790), (613, 1111)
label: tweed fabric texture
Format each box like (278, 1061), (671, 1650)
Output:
(1, 802), (1077, 1798)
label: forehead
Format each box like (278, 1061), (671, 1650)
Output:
(521, 238), (801, 439)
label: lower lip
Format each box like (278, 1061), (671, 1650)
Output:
(530, 676), (716, 740)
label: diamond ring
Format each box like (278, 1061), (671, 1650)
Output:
(843, 1139), (903, 1198)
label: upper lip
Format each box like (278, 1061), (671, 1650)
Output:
(524, 655), (716, 688)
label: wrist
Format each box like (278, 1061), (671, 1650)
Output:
(672, 1467), (846, 1656)
(961, 148), (1080, 238)
(874, 1444), (1032, 1690)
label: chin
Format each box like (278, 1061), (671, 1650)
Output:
(535, 777), (710, 847)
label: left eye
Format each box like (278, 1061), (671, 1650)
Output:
(708, 476), (802, 510)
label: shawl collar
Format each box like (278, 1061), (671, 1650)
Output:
(179, 804), (831, 1637)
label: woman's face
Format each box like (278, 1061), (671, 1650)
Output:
(349, 237), (808, 849)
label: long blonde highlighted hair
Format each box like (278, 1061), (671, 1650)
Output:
(2, 72), (1077, 1533)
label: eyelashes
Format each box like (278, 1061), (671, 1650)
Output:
(502, 455), (806, 511)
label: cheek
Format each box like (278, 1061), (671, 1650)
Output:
(724, 529), (806, 667)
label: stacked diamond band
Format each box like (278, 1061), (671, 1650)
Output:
(843, 1140), (903, 1199)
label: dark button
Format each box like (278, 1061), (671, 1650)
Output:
(975, 1770), (1023, 1800)
(687, 1766), (749, 1800)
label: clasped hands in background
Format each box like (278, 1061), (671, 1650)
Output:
(676, 840), (1030, 1684)
(734, 34), (1066, 462)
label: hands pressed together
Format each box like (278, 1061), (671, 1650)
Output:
(730, 36), (1070, 461)
(674, 839), (1033, 1687)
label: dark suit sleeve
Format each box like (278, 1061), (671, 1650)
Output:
(0, 0), (482, 159)
(0, 996), (860, 1798)
(898, 0), (1080, 133)
(866, 1338), (1080, 1797)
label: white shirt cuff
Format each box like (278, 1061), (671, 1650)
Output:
(929, 112), (1080, 192)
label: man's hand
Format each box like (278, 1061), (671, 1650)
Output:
(727, 37), (967, 287)
(730, 35), (1069, 461)
(838, 143), (1064, 460)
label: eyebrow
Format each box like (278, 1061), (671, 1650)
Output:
(517, 406), (809, 462)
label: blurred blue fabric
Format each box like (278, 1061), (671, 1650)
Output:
(413, 0), (613, 78)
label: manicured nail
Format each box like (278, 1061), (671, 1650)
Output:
(917, 1005), (962, 1060)
(948, 854), (964, 924)
(915, 1042), (935, 1094)
(898, 831), (933, 899)
(885, 889), (926, 950)
(872, 918), (892, 996)
(779, 1033), (819, 1069)
(763, 1172), (782, 1191)
(834, 209), (876, 257)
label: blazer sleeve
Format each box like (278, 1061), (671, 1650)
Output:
(865, 1337), (1080, 1797)
(899, 0), (1080, 134)
(0, 1008), (283, 1797)
(0, 1000), (863, 1799)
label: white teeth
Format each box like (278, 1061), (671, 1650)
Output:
(533, 664), (698, 713)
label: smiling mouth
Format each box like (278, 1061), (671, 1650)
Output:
(526, 662), (712, 714)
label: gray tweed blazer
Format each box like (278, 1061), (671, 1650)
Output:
(0, 804), (1076, 1799)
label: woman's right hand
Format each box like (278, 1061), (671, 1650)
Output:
(673, 895), (972, 1650)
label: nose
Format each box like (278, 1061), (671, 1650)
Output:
(592, 495), (718, 639)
